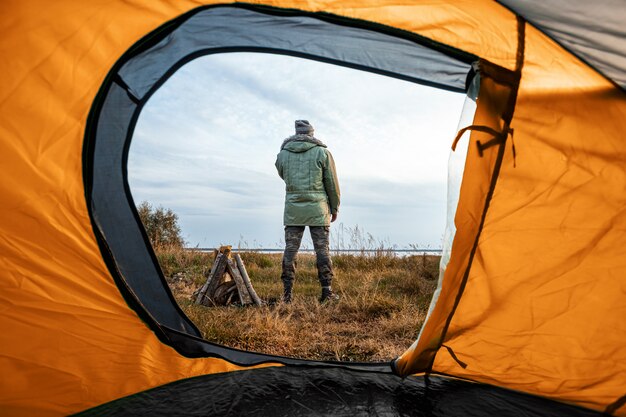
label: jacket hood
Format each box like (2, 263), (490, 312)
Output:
(281, 134), (327, 152)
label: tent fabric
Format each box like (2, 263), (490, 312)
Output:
(498, 0), (626, 90)
(396, 16), (626, 414)
(77, 367), (603, 417)
(92, 81), (201, 337)
(118, 5), (474, 99)
(89, 4), (473, 343)
(1, 1), (625, 416)
(396, 57), (523, 371)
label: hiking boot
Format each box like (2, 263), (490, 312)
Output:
(283, 283), (293, 304)
(319, 286), (339, 303)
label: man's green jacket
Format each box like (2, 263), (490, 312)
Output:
(275, 137), (340, 226)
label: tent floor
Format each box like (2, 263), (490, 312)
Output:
(77, 365), (603, 416)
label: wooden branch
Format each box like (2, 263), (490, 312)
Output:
(194, 246), (265, 307)
(195, 252), (223, 305)
(235, 254), (263, 306)
(195, 246), (231, 305)
(213, 281), (237, 305)
(204, 254), (230, 305)
(226, 258), (252, 305)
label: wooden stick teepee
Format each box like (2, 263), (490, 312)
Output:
(194, 246), (263, 307)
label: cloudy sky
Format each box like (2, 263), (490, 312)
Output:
(128, 52), (467, 249)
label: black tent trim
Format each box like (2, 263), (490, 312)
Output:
(116, 6), (474, 100)
(83, 3), (476, 368)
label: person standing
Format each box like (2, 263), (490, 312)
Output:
(275, 120), (340, 303)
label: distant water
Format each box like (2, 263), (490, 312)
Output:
(192, 248), (442, 256)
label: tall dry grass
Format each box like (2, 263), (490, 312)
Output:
(162, 248), (439, 362)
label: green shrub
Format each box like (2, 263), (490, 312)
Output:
(136, 201), (185, 249)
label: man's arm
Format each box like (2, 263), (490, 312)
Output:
(275, 154), (284, 179)
(322, 150), (340, 221)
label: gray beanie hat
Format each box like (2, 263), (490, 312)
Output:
(295, 120), (314, 135)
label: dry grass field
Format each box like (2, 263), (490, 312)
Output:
(158, 247), (440, 362)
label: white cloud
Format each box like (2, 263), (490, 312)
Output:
(129, 52), (466, 248)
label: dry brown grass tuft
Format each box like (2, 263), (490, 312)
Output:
(163, 248), (439, 362)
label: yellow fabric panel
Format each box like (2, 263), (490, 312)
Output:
(395, 67), (516, 372)
(258, 0), (519, 70)
(426, 24), (626, 415)
(0, 2), (278, 416)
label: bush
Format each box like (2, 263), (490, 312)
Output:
(136, 201), (185, 249)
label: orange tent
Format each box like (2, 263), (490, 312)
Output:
(1, 1), (624, 416)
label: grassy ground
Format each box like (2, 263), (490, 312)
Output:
(158, 247), (439, 362)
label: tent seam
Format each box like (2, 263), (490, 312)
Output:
(425, 15), (527, 374)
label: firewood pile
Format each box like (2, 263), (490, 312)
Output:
(194, 246), (263, 307)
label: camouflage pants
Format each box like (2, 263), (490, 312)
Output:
(281, 226), (334, 288)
